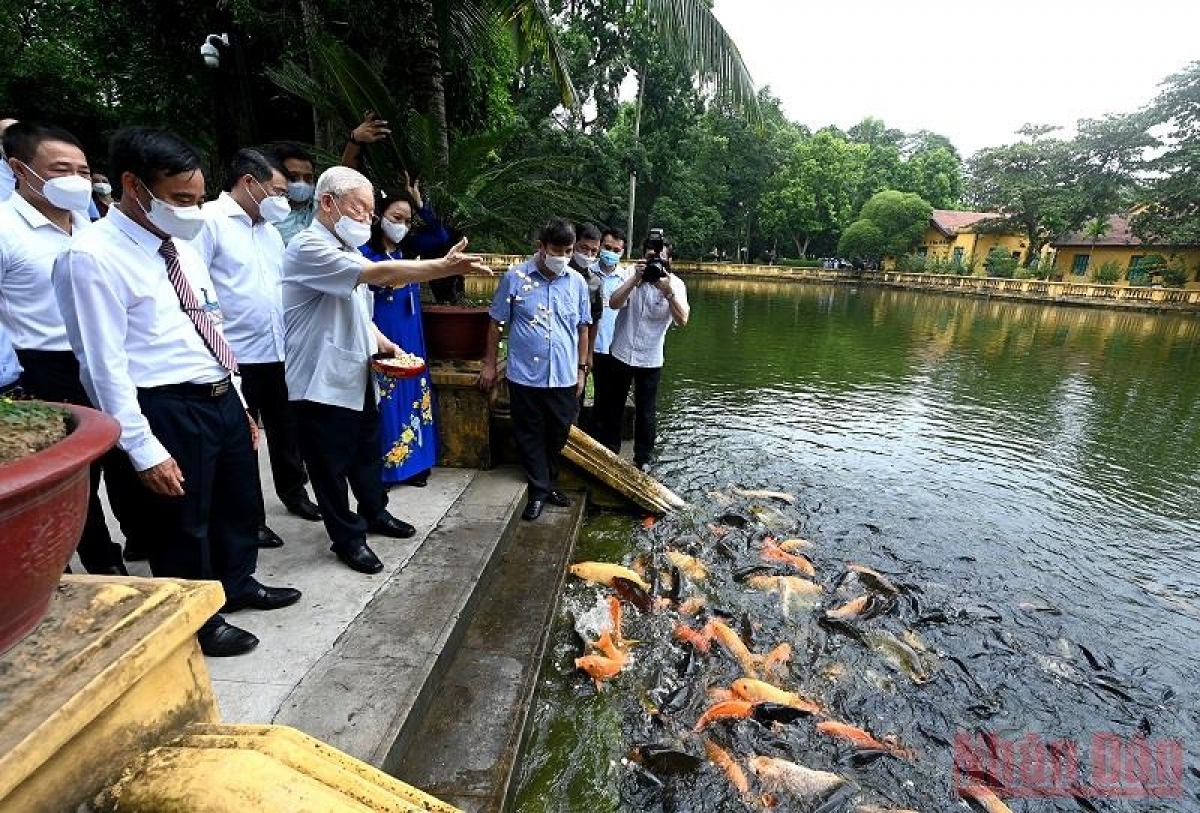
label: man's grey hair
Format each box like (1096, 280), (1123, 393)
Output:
(315, 165), (373, 200)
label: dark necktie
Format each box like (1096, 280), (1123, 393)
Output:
(158, 239), (239, 373)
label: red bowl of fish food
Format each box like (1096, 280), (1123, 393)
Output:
(371, 351), (427, 379)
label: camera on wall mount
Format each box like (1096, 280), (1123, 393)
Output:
(200, 33), (229, 68)
(642, 227), (670, 283)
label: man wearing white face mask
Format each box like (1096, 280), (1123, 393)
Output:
(54, 126), (301, 658)
(191, 148), (323, 540)
(283, 166), (491, 574)
(0, 122), (139, 575)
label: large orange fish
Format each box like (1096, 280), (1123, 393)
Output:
(958, 784), (1012, 813)
(575, 630), (628, 689)
(815, 720), (912, 759)
(607, 595), (624, 646)
(826, 595), (872, 620)
(706, 619), (760, 677)
(731, 678), (822, 715)
(761, 537), (816, 577)
(568, 561), (651, 591)
(693, 700), (757, 731)
(703, 738), (749, 795)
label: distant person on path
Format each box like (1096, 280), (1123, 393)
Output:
(90, 172), (113, 218)
(0, 122), (148, 574)
(602, 237), (690, 472)
(585, 226), (629, 451)
(360, 176), (444, 488)
(191, 148), (323, 538)
(283, 166), (487, 574)
(478, 217), (591, 521)
(54, 126), (301, 657)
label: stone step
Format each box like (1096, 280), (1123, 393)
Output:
(391, 492), (586, 813)
(270, 467), (528, 772)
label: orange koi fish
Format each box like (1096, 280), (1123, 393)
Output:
(958, 784), (1012, 813)
(703, 738), (749, 795)
(815, 720), (912, 759)
(672, 622), (712, 653)
(693, 700), (756, 731)
(706, 619), (759, 677)
(731, 678), (822, 715)
(607, 596), (624, 646)
(761, 537), (816, 577)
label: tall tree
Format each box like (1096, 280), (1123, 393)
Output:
(838, 189), (932, 261)
(1136, 60), (1200, 244)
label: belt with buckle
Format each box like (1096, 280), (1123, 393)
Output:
(140, 377), (232, 398)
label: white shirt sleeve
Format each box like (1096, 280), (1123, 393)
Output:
(190, 218), (218, 267)
(53, 249), (170, 471)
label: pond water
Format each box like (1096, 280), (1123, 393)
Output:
(512, 279), (1200, 812)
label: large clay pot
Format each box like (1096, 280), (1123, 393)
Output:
(421, 305), (493, 361)
(0, 403), (120, 654)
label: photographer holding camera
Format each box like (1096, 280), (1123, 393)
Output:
(597, 229), (689, 472)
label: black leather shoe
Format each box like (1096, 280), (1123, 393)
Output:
(222, 581), (302, 613)
(332, 542), (384, 574)
(123, 546), (149, 562)
(546, 490), (572, 507)
(199, 621), (259, 657)
(522, 499), (545, 521)
(366, 512), (416, 539)
(403, 471), (430, 488)
(283, 495), (322, 522)
(257, 525), (285, 548)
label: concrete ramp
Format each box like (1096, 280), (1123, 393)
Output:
(561, 426), (687, 515)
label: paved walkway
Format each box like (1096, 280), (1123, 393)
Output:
(92, 445), (528, 765)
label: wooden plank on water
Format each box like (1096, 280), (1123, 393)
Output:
(561, 426), (687, 515)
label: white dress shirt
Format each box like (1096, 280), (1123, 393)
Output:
(190, 192), (286, 364)
(0, 322), (20, 388)
(609, 274), (688, 369)
(0, 194), (91, 351)
(282, 221), (375, 410)
(53, 206), (233, 471)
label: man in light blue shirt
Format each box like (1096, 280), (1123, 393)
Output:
(269, 142), (317, 245)
(479, 218), (591, 521)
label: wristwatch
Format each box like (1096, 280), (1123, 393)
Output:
(578, 363), (591, 373)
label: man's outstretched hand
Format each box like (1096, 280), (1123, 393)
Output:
(443, 237), (493, 276)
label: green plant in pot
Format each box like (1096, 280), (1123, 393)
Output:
(0, 399), (120, 654)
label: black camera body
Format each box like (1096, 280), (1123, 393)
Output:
(642, 227), (669, 283)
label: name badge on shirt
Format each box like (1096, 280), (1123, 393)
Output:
(199, 287), (226, 326)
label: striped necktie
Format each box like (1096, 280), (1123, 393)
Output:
(158, 239), (239, 373)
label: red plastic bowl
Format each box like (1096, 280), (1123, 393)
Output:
(0, 403), (120, 654)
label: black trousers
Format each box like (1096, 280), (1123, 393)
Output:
(509, 381), (578, 501)
(588, 351), (623, 454)
(15, 348), (146, 571)
(135, 386), (260, 607)
(602, 358), (662, 467)
(240, 361), (309, 505)
(294, 385), (387, 550)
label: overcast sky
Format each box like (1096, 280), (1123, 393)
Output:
(711, 0), (1197, 156)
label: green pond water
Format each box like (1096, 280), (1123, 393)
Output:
(511, 278), (1200, 812)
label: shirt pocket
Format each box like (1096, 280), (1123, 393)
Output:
(313, 341), (364, 393)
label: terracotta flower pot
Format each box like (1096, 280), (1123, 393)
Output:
(0, 403), (120, 654)
(421, 304), (493, 361)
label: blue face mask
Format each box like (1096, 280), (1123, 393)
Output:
(598, 248), (621, 268)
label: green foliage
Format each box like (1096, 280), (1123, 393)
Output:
(1094, 260), (1123, 285)
(1136, 60), (1200, 244)
(841, 190), (933, 262)
(984, 247), (1019, 278)
(1162, 257), (1191, 288)
(838, 219), (886, 261)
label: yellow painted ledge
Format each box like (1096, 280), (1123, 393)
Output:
(95, 724), (461, 812)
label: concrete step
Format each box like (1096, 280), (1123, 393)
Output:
(392, 492), (586, 813)
(270, 467), (528, 772)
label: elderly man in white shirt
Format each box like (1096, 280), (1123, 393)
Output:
(0, 122), (147, 575)
(284, 166), (488, 574)
(54, 126), (300, 658)
(192, 148), (323, 548)
(602, 239), (689, 471)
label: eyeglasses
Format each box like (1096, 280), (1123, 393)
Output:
(331, 197), (379, 225)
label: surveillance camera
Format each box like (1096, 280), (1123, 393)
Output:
(200, 33), (229, 68)
(200, 42), (220, 67)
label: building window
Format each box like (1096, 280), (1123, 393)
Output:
(1071, 254), (1090, 275)
(1128, 255), (1144, 272)
(952, 247), (964, 264)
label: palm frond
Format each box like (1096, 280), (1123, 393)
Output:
(639, 0), (759, 123)
(503, 0), (579, 111)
